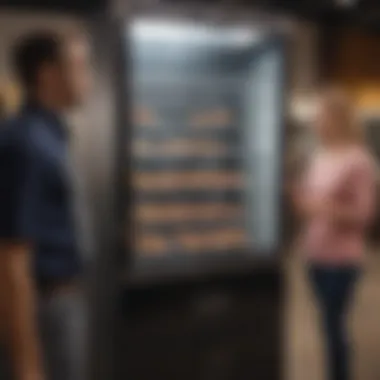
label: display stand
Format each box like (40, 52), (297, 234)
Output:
(119, 7), (288, 380)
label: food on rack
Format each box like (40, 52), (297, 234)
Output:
(133, 106), (157, 126)
(136, 204), (243, 223)
(134, 171), (243, 191)
(177, 233), (204, 252)
(207, 229), (247, 250)
(190, 107), (232, 128)
(135, 234), (168, 255)
(177, 228), (247, 253)
(132, 141), (151, 156)
(159, 140), (228, 156)
(135, 228), (247, 256)
(133, 139), (229, 158)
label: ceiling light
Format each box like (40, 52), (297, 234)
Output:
(130, 18), (261, 47)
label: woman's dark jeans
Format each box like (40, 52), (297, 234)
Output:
(308, 265), (360, 380)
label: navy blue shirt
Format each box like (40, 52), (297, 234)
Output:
(0, 103), (83, 283)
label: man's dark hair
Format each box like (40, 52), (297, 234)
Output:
(12, 31), (64, 90)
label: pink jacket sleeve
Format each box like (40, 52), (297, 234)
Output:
(345, 155), (377, 225)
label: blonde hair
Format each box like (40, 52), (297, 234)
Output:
(318, 86), (363, 143)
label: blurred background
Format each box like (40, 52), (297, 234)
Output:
(1, 0), (380, 380)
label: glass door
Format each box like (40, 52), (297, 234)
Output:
(242, 39), (285, 254)
(126, 16), (287, 278)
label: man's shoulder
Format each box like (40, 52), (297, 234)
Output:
(0, 117), (22, 146)
(0, 113), (42, 155)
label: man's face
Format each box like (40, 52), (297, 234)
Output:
(59, 37), (93, 107)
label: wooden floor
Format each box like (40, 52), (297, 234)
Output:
(285, 252), (380, 380)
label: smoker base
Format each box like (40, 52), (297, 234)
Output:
(117, 267), (283, 380)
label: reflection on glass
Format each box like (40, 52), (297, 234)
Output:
(129, 18), (283, 259)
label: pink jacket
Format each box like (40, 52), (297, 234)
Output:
(301, 146), (377, 266)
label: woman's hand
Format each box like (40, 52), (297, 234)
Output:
(286, 181), (327, 218)
(302, 197), (327, 218)
(303, 198), (355, 224)
(291, 189), (326, 218)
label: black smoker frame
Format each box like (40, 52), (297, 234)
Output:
(114, 5), (291, 380)
(120, 5), (291, 285)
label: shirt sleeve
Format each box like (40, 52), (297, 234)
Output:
(345, 155), (377, 225)
(0, 129), (41, 241)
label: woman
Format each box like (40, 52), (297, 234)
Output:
(293, 87), (377, 380)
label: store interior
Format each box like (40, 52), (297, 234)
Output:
(2, 1), (380, 379)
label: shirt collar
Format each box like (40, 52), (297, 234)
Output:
(21, 100), (69, 140)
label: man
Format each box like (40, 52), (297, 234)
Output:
(0, 31), (92, 380)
